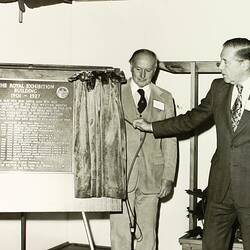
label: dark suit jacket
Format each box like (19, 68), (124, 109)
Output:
(122, 79), (177, 194)
(152, 78), (250, 207)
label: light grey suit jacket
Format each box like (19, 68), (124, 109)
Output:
(122, 79), (177, 194)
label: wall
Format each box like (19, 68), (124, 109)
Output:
(0, 0), (249, 249)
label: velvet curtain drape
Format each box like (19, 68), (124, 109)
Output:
(72, 70), (127, 199)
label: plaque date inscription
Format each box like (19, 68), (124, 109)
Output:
(0, 80), (73, 172)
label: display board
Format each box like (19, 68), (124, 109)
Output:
(0, 63), (121, 212)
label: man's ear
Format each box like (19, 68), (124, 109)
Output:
(242, 59), (250, 71)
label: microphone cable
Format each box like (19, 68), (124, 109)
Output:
(124, 118), (146, 242)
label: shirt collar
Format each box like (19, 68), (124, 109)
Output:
(240, 77), (250, 95)
(232, 77), (250, 108)
(130, 78), (151, 100)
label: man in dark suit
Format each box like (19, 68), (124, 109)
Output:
(110, 49), (177, 250)
(133, 38), (250, 250)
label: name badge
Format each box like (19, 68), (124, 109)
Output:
(153, 100), (164, 110)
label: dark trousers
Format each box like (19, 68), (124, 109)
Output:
(202, 186), (250, 250)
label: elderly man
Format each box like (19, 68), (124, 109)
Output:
(110, 49), (177, 250)
(133, 38), (250, 250)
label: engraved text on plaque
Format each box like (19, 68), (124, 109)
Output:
(0, 80), (73, 172)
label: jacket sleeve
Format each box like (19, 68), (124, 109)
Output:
(161, 95), (177, 182)
(153, 80), (215, 139)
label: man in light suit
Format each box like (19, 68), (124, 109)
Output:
(133, 38), (250, 250)
(110, 49), (177, 250)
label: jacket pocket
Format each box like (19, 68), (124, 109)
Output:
(151, 153), (165, 165)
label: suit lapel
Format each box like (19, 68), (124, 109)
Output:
(234, 101), (250, 135)
(142, 84), (165, 122)
(231, 88), (250, 135)
(122, 81), (166, 123)
(213, 80), (234, 134)
(121, 80), (138, 123)
(226, 84), (234, 134)
(141, 85), (153, 121)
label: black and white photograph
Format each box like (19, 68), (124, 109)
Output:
(0, 1), (249, 250)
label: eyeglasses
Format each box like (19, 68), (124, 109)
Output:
(216, 58), (244, 68)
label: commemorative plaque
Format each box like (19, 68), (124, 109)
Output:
(0, 80), (73, 172)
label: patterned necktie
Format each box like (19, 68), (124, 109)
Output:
(137, 89), (147, 114)
(231, 84), (243, 131)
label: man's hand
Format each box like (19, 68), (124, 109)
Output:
(157, 180), (173, 198)
(133, 118), (153, 132)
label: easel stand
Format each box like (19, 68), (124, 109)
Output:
(82, 212), (95, 250)
(20, 212), (105, 250)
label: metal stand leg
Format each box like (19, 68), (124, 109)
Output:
(21, 213), (26, 250)
(81, 212), (95, 250)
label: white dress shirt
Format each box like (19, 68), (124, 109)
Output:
(130, 79), (151, 108)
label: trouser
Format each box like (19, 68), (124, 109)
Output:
(110, 188), (159, 250)
(203, 186), (250, 250)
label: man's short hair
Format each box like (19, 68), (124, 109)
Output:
(129, 49), (158, 67)
(224, 38), (250, 60)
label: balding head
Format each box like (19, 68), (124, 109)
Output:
(129, 49), (158, 87)
(129, 49), (158, 67)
